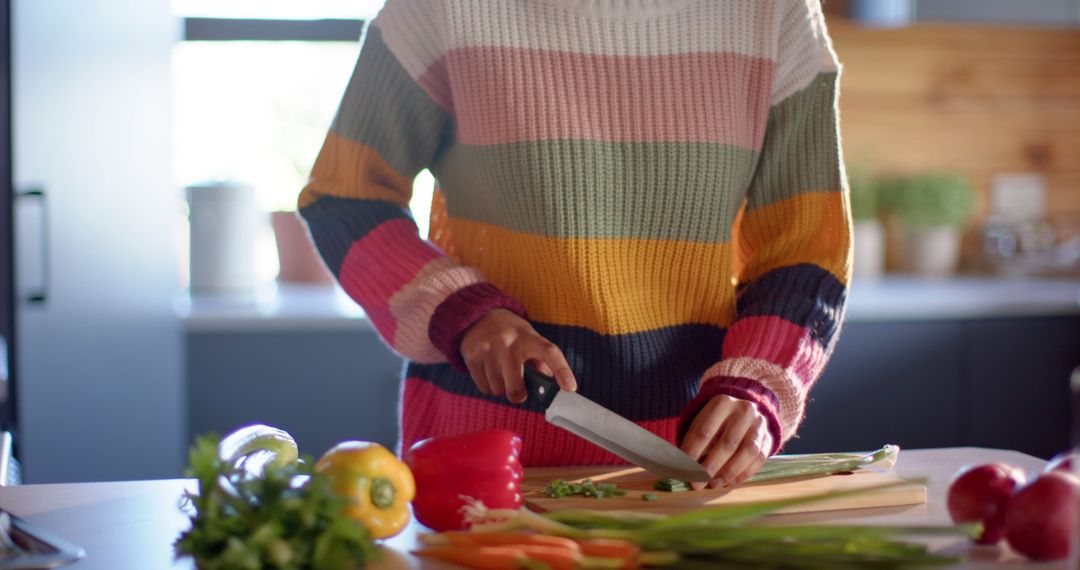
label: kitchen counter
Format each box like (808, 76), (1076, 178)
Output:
(176, 277), (1080, 331)
(845, 276), (1080, 322)
(0, 447), (1070, 569)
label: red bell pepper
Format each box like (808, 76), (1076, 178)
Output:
(405, 429), (524, 531)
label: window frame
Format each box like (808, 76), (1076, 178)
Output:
(182, 17), (365, 42)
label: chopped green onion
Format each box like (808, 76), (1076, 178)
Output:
(654, 478), (692, 492)
(642, 493), (658, 502)
(543, 478), (626, 499)
(747, 445), (899, 483)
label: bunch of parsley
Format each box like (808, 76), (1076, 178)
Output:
(174, 435), (379, 570)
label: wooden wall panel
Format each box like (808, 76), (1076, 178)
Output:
(829, 21), (1080, 217)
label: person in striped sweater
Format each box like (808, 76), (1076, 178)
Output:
(299, 0), (851, 489)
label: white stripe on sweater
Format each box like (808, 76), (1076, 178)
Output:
(389, 258), (486, 363)
(702, 357), (806, 444)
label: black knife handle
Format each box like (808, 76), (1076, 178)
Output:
(523, 364), (560, 409)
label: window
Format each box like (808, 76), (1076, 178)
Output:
(173, 0), (436, 284)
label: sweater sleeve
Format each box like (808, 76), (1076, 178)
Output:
(298, 0), (525, 367)
(678, 0), (852, 455)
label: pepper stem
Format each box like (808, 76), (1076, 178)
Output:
(370, 477), (396, 509)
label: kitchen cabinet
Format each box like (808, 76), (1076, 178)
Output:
(186, 327), (402, 457)
(13, 0), (183, 483)
(786, 316), (1080, 459)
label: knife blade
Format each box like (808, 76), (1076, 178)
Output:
(523, 365), (711, 482)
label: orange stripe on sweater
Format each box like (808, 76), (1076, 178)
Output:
(734, 192), (851, 285)
(443, 217), (738, 335)
(298, 133), (413, 209)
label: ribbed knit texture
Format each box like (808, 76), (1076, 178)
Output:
(299, 0), (852, 465)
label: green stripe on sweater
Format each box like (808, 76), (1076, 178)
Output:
(331, 26), (450, 180)
(747, 72), (842, 212)
(433, 139), (758, 243)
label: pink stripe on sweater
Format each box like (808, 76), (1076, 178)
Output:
(722, 316), (827, 386)
(416, 56), (452, 112)
(338, 218), (443, 343)
(445, 47), (772, 147)
(402, 377), (678, 467)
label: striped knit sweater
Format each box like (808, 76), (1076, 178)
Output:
(299, 0), (851, 466)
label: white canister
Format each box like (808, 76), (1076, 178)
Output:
(186, 180), (259, 296)
(852, 220), (886, 281)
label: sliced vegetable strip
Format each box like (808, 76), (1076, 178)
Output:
(414, 545), (545, 570)
(574, 538), (640, 569)
(747, 445), (899, 483)
(421, 531), (580, 551)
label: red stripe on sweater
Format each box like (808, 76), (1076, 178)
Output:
(722, 316), (826, 386)
(338, 218), (443, 342)
(445, 47), (772, 146)
(402, 377), (679, 466)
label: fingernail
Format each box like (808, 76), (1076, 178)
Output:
(709, 477), (726, 489)
(691, 481), (707, 491)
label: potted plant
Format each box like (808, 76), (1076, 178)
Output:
(880, 172), (976, 277)
(849, 166), (885, 281)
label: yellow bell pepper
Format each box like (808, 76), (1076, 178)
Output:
(314, 441), (415, 539)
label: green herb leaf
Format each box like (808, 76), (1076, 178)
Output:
(174, 434), (379, 569)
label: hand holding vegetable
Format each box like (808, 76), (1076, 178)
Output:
(679, 394), (773, 489)
(460, 308), (577, 402)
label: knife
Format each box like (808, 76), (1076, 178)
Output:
(523, 365), (711, 482)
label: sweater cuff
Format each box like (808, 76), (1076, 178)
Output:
(428, 282), (527, 372)
(677, 375), (784, 456)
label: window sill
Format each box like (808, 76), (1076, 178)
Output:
(176, 283), (372, 333)
(845, 275), (1080, 322)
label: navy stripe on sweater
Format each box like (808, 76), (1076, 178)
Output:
(299, 195), (415, 276)
(735, 263), (845, 346)
(406, 322), (726, 421)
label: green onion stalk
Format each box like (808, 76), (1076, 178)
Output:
(462, 479), (978, 569)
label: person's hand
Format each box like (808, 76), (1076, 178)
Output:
(459, 308), (577, 403)
(680, 395), (774, 489)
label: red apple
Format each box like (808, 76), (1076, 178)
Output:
(946, 463), (1026, 544)
(1045, 450), (1079, 475)
(1004, 471), (1079, 561)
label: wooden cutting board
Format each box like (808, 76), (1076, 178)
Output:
(523, 465), (926, 515)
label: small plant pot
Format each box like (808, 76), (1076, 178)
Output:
(901, 225), (962, 278)
(271, 211), (335, 285)
(853, 220), (886, 281)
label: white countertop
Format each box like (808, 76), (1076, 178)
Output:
(177, 277), (1080, 332)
